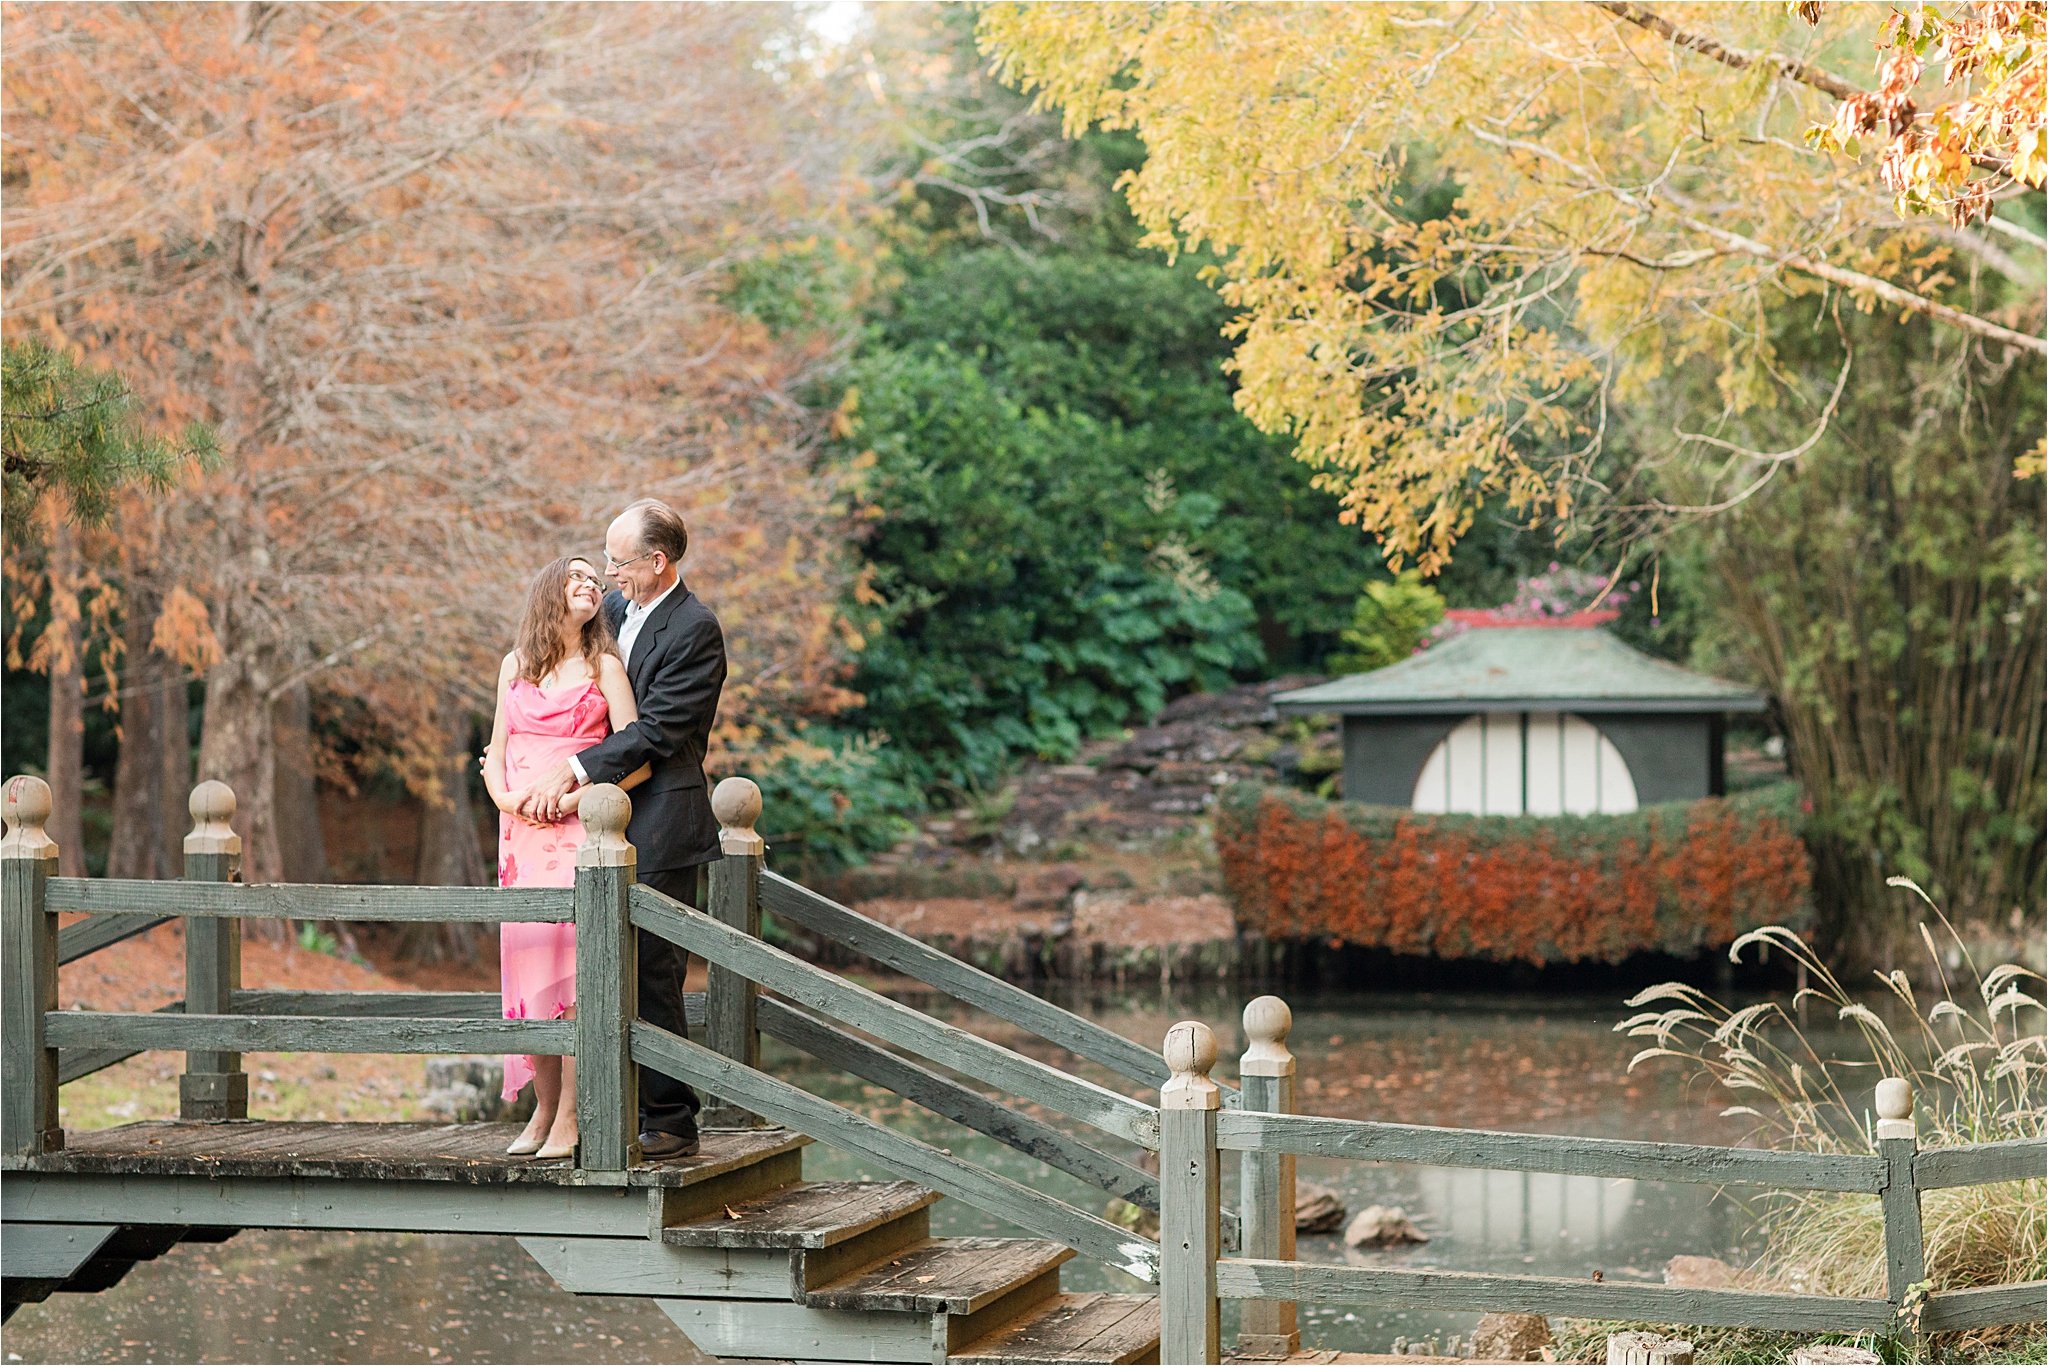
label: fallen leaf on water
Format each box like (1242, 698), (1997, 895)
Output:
(915, 1276), (936, 1284)
(724, 1205), (740, 1219)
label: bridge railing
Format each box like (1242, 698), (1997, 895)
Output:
(1, 775), (611, 1161)
(621, 775), (1177, 1277)
(1156, 1008), (2048, 1363)
(0, 771), (1202, 1272)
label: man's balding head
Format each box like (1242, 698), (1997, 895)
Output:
(617, 498), (688, 563)
(605, 498), (688, 605)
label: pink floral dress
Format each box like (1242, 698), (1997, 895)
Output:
(498, 677), (610, 1101)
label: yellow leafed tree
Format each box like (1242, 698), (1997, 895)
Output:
(981, 1), (2046, 571)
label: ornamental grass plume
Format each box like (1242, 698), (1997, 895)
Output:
(1617, 879), (2044, 1307)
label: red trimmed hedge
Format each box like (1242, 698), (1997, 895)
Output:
(1215, 782), (1812, 965)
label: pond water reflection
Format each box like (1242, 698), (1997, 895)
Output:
(5, 986), (1783, 1362)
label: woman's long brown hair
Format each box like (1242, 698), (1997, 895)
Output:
(514, 556), (619, 687)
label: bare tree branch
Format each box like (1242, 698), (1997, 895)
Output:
(1589, 1), (1863, 100)
(1471, 127), (2048, 357)
(1674, 211), (2046, 355)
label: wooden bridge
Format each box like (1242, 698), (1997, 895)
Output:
(2, 772), (2042, 1363)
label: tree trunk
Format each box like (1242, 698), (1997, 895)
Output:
(107, 575), (170, 878)
(159, 658), (191, 866)
(45, 521), (87, 878)
(407, 696), (488, 961)
(199, 642), (282, 889)
(200, 647), (329, 938)
(271, 679), (328, 884)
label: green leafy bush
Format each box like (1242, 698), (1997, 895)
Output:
(839, 251), (1385, 791)
(740, 733), (925, 879)
(1327, 570), (1446, 675)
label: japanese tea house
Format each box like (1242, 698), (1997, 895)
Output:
(1272, 624), (1769, 814)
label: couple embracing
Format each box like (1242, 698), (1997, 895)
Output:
(481, 498), (722, 1162)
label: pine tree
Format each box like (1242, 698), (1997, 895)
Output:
(1, 339), (216, 542)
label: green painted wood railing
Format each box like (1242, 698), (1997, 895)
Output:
(1169, 1005), (2048, 1364)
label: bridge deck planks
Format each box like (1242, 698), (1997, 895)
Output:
(12, 1120), (806, 1189)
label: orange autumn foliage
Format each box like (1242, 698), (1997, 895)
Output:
(1216, 783), (1812, 966)
(1, 4), (868, 878)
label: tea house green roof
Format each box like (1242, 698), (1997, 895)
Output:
(1272, 627), (1768, 716)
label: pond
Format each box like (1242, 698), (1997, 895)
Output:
(3, 983), (1790, 1363)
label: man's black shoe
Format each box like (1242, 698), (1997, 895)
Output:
(639, 1129), (700, 1160)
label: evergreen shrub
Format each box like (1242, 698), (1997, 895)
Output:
(1215, 781), (1812, 964)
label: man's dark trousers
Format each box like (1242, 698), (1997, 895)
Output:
(571, 581), (728, 1142)
(636, 864), (705, 1137)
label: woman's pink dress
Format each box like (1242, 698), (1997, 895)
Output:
(498, 677), (610, 1101)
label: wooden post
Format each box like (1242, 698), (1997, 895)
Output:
(181, 780), (247, 1121)
(575, 784), (638, 1171)
(702, 776), (764, 1129)
(1874, 1075), (1925, 1345)
(1606, 1330), (1694, 1363)
(1160, 1019), (1222, 1366)
(3, 775), (63, 1156)
(1237, 995), (1299, 1359)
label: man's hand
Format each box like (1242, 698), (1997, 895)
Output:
(515, 760), (580, 823)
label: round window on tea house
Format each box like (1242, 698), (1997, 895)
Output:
(1410, 711), (1638, 816)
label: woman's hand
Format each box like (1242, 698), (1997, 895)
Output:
(556, 788), (583, 816)
(497, 786), (554, 826)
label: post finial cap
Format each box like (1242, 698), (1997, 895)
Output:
(1162, 1019), (1221, 1110)
(185, 780), (241, 856)
(2, 774), (57, 860)
(1874, 1076), (1914, 1138)
(576, 783), (636, 868)
(1241, 995), (1296, 1076)
(712, 776), (765, 856)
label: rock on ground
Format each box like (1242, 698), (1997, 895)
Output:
(421, 1056), (531, 1122)
(1294, 1179), (1347, 1233)
(1469, 1312), (1554, 1361)
(997, 676), (1333, 850)
(1343, 1204), (1429, 1247)
(1661, 1254), (1737, 1288)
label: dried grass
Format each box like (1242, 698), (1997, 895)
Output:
(1615, 880), (2043, 1342)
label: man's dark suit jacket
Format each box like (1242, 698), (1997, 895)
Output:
(573, 583), (726, 873)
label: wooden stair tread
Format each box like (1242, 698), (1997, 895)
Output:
(662, 1179), (939, 1249)
(806, 1236), (1073, 1315)
(15, 1121), (806, 1189)
(949, 1291), (1160, 1363)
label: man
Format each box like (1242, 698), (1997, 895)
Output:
(519, 498), (725, 1158)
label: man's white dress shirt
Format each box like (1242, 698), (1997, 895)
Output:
(567, 577), (679, 783)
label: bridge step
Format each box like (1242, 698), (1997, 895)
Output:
(1, 1222), (225, 1322)
(949, 1291), (1162, 1364)
(662, 1179), (939, 1250)
(807, 1235), (1073, 1315)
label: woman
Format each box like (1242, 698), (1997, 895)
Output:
(483, 556), (648, 1158)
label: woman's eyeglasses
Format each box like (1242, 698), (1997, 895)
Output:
(568, 571), (603, 589)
